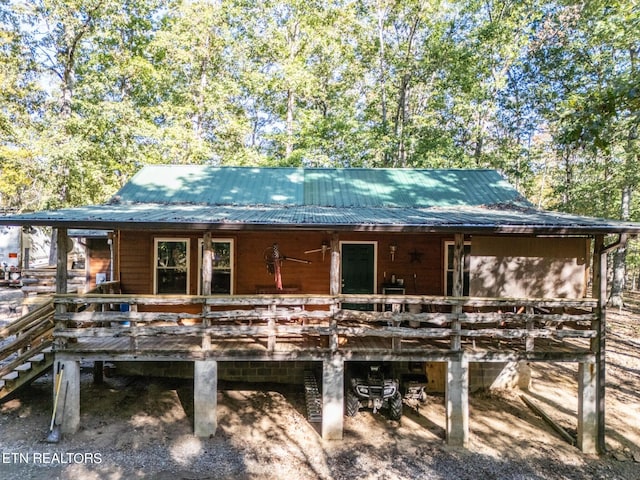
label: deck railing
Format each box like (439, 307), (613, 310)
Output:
(51, 292), (599, 358)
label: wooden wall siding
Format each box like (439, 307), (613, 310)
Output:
(469, 236), (589, 299)
(118, 231), (152, 294)
(117, 230), (450, 297)
(87, 239), (111, 291)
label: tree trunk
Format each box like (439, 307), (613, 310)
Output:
(376, 1), (389, 165)
(609, 185), (631, 307)
(286, 88), (294, 159)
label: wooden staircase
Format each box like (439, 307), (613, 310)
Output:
(0, 299), (55, 401)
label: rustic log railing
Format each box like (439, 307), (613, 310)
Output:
(0, 300), (55, 379)
(51, 293), (599, 359)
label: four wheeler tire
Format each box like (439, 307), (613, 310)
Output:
(345, 390), (361, 417)
(388, 392), (403, 421)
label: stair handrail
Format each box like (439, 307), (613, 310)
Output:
(0, 299), (56, 375)
(0, 336), (53, 379)
(0, 300), (55, 340)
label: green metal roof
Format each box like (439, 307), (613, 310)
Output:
(2, 166), (640, 235)
(113, 166), (529, 208)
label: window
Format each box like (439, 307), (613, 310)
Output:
(444, 241), (471, 296)
(154, 238), (190, 294)
(199, 238), (234, 294)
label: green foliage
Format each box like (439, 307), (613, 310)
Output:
(0, 0), (637, 229)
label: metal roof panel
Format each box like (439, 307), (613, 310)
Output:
(116, 165), (305, 206)
(114, 166), (527, 208)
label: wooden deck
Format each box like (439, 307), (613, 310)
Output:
(52, 292), (599, 363)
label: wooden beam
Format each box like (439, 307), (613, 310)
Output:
(53, 293), (597, 309)
(521, 394), (576, 446)
(52, 347), (596, 364)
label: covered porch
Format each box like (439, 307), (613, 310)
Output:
(49, 224), (606, 453)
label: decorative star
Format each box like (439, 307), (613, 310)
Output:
(409, 249), (423, 263)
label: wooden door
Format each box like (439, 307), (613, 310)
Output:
(341, 243), (375, 310)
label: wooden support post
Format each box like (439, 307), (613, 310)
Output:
(446, 356), (469, 447)
(55, 228), (69, 351)
(55, 359), (80, 435)
(451, 233), (465, 351)
(56, 228), (68, 295)
(578, 362), (598, 454)
(329, 234), (340, 350)
(330, 234), (340, 296)
(322, 355), (344, 440)
(202, 232), (212, 350)
(112, 231), (120, 283)
(592, 235), (606, 453)
(194, 360), (218, 437)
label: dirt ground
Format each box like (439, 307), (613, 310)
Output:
(1, 290), (639, 479)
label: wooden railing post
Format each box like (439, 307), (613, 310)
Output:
(268, 304), (276, 351)
(129, 302), (138, 352)
(525, 306), (535, 352)
(93, 299), (104, 384)
(329, 312), (339, 352)
(451, 233), (465, 351)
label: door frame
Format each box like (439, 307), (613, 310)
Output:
(339, 241), (378, 294)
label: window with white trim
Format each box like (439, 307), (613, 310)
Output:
(444, 241), (471, 296)
(199, 238), (234, 294)
(154, 238), (190, 294)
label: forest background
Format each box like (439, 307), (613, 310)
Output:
(0, 0), (638, 303)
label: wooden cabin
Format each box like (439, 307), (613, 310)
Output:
(2, 166), (640, 453)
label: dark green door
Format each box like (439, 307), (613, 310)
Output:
(341, 243), (375, 311)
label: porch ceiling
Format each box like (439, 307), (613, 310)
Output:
(2, 202), (640, 235)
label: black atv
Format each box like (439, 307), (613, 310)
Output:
(345, 364), (402, 421)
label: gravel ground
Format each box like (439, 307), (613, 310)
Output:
(1, 288), (639, 480)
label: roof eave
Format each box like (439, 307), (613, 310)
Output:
(1, 216), (637, 236)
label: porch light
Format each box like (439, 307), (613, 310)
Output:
(389, 243), (397, 262)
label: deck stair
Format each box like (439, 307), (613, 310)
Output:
(624, 290), (640, 311)
(304, 370), (322, 423)
(0, 299), (55, 401)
